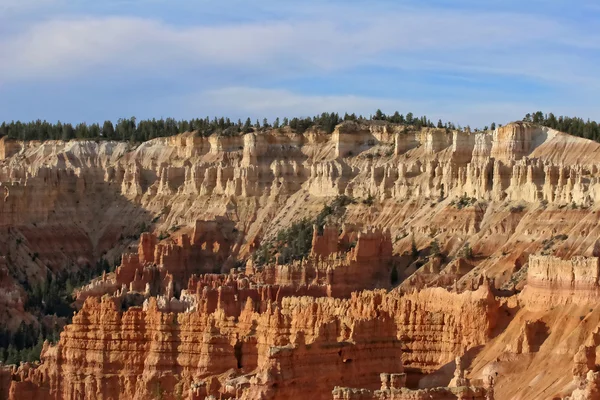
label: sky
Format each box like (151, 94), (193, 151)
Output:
(1, 0), (599, 128)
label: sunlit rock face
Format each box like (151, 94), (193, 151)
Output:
(5, 121), (600, 399)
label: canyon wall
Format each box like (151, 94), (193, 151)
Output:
(522, 255), (600, 309)
(1, 122), (598, 281)
(6, 284), (497, 400)
(4, 121), (600, 399)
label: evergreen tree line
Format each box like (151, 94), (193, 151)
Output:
(372, 109), (444, 129)
(10, 110), (599, 144)
(524, 111), (600, 142)
(0, 258), (117, 365)
(25, 258), (116, 316)
(0, 110), (459, 143)
(253, 195), (355, 266)
(0, 321), (59, 365)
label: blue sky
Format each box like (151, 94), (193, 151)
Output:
(1, 0), (599, 128)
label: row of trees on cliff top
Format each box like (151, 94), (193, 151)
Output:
(0, 111), (463, 143)
(523, 112), (600, 142)
(1, 110), (597, 143)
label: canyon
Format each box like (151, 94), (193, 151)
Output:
(2, 121), (600, 399)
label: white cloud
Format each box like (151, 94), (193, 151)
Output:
(0, 16), (317, 80)
(173, 86), (538, 127)
(0, 6), (594, 85)
(1, 2), (600, 125)
(198, 87), (419, 118)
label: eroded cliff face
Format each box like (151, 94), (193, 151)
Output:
(6, 285), (497, 400)
(0, 122), (597, 279)
(466, 255), (600, 400)
(5, 217), (500, 399)
(4, 121), (600, 399)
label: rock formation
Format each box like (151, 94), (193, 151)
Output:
(331, 365), (492, 400)
(4, 121), (600, 399)
(521, 255), (600, 309)
(5, 283), (499, 400)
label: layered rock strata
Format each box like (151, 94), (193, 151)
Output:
(6, 282), (497, 400)
(521, 255), (600, 309)
(2, 121), (600, 319)
(332, 362), (492, 400)
(5, 121), (600, 399)
(77, 222), (395, 306)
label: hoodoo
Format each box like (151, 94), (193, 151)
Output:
(3, 120), (600, 399)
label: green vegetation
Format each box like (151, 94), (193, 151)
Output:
(524, 111), (600, 142)
(411, 235), (419, 258)
(450, 194), (477, 209)
(510, 204), (526, 213)
(0, 110), (456, 143)
(153, 381), (165, 400)
(0, 258), (118, 365)
(158, 232), (170, 240)
(541, 234), (569, 253)
(372, 109), (449, 129)
(430, 239), (442, 257)
(252, 196), (355, 266)
(312, 195), (355, 233)
(273, 219), (314, 265)
(362, 194), (375, 206)
(460, 243), (473, 260)
(390, 266), (399, 286)
(0, 324), (48, 365)
(394, 232), (408, 243)
(344, 240), (357, 252)
(25, 258), (115, 316)
(3, 111), (599, 144)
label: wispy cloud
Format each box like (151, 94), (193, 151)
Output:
(0, 5), (593, 84)
(0, 0), (599, 124)
(196, 87), (420, 118)
(172, 86), (538, 127)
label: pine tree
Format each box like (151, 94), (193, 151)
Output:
(243, 118), (252, 133)
(411, 236), (419, 258)
(65, 279), (74, 296)
(389, 112), (402, 123)
(5, 344), (17, 365)
(390, 266), (399, 285)
(430, 239), (441, 256)
(30, 333), (44, 362)
(61, 124), (75, 141)
(461, 243), (473, 260)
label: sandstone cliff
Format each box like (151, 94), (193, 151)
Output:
(5, 121), (600, 399)
(1, 121), (598, 297)
(6, 284), (497, 400)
